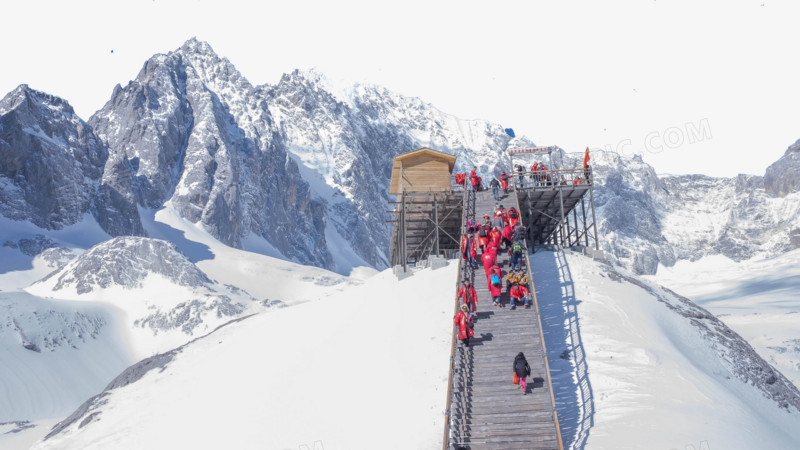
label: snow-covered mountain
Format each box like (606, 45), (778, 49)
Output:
(26, 236), (261, 352)
(0, 85), (106, 230)
(89, 39), (333, 270)
(553, 147), (800, 274)
(3, 38), (798, 277)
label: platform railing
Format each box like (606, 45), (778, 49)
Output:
(514, 167), (593, 190)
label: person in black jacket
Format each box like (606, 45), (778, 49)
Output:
(514, 352), (531, 394)
(490, 177), (500, 200)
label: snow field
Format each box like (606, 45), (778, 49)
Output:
(651, 249), (800, 388)
(534, 251), (800, 449)
(33, 262), (457, 450)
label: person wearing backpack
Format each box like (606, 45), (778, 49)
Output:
(512, 225), (527, 243)
(514, 352), (532, 394)
(488, 265), (503, 307)
(500, 171), (510, 194)
(454, 304), (474, 347)
(477, 215), (491, 251)
(509, 282), (531, 310)
(469, 167), (480, 191)
(490, 177), (500, 200)
(456, 279), (478, 313)
(509, 240), (524, 272)
(508, 207), (519, 228)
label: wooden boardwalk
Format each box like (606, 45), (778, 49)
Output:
(446, 189), (562, 450)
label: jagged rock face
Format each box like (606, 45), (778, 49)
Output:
(46, 236), (210, 294)
(90, 39), (331, 269)
(263, 71), (409, 268)
(764, 139), (800, 197)
(264, 70), (523, 268)
(0, 86), (106, 229)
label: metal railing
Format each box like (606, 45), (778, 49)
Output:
(441, 186), (475, 450)
(513, 167), (593, 190)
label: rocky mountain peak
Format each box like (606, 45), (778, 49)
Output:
(0, 84), (75, 116)
(174, 37), (251, 93)
(764, 138), (800, 197)
(0, 85), (106, 230)
(40, 237), (211, 294)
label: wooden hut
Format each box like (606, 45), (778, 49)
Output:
(388, 148), (463, 269)
(389, 147), (457, 194)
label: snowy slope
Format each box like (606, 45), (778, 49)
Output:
(32, 262), (457, 450)
(534, 250), (800, 449)
(25, 236), (262, 357)
(652, 249), (800, 389)
(0, 212), (367, 450)
(0, 292), (130, 422)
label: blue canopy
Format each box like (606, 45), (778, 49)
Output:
(504, 128), (515, 138)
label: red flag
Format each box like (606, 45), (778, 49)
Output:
(583, 147), (590, 169)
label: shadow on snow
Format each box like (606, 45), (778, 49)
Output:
(534, 250), (595, 449)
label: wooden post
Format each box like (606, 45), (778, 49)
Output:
(401, 192), (408, 271)
(558, 188), (566, 247)
(573, 207), (579, 247)
(581, 196), (589, 247)
(565, 194), (573, 247)
(589, 184), (599, 250)
(433, 193), (440, 257)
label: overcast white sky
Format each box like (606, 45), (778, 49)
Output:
(1, 0), (798, 176)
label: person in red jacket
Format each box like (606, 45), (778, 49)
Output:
(456, 279), (478, 313)
(509, 282), (531, 310)
(508, 207), (520, 228)
(482, 247), (496, 276)
(502, 224), (514, 250)
(488, 265), (503, 307)
(500, 171), (510, 194)
(461, 234), (477, 267)
(489, 227), (502, 249)
(454, 304), (474, 346)
(469, 167), (480, 191)
(485, 240), (499, 260)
